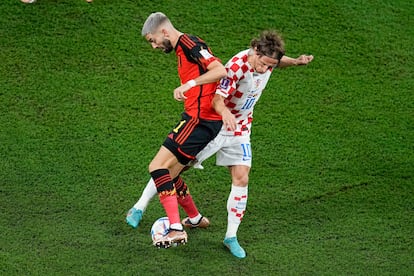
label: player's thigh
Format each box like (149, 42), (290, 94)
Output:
(149, 146), (184, 174)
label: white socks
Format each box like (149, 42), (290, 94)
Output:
(189, 214), (202, 224)
(225, 185), (248, 238)
(133, 178), (157, 212)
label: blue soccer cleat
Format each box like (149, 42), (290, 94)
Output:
(223, 237), (246, 259)
(126, 208), (143, 228)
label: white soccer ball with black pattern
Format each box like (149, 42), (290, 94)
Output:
(150, 217), (170, 245)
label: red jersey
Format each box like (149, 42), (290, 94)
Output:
(175, 34), (222, 120)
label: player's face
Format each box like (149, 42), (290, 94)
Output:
(253, 54), (279, 74)
(145, 31), (174, 53)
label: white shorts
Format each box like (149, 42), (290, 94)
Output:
(193, 133), (252, 168)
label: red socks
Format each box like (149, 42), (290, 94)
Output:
(151, 169), (181, 226)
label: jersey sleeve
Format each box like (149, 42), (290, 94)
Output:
(190, 43), (219, 69)
(181, 35), (220, 70)
(215, 57), (244, 98)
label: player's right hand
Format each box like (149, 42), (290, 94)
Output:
(174, 83), (190, 101)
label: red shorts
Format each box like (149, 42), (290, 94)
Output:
(163, 112), (222, 165)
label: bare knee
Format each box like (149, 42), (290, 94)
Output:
(148, 154), (184, 178)
(148, 146), (177, 173)
(148, 161), (158, 173)
(230, 165), (250, 186)
(232, 174), (249, 186)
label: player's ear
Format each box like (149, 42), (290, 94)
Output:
(161, 28), (169, 38)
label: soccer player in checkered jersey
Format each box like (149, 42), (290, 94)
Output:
(135, 12), (236, 248)
(127, 29), (313, 257)
(193, 30), (313, 258)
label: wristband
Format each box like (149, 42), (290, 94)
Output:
(187, 80), (196, 87)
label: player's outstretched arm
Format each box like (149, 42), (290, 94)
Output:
(278, 55), (314, 68)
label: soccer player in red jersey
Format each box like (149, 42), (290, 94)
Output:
(137, 12), (235, 248)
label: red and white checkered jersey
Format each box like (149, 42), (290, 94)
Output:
(216, 49), (274, 136)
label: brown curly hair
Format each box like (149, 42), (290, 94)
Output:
(250, 30), (285, 61)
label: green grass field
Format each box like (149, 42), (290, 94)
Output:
(1, 0), (413, 275)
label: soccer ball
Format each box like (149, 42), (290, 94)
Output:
(150, 217), (170, 244)
(21, 0), (36, 3)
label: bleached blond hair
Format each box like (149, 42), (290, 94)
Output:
(141, 12), (172, 36)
